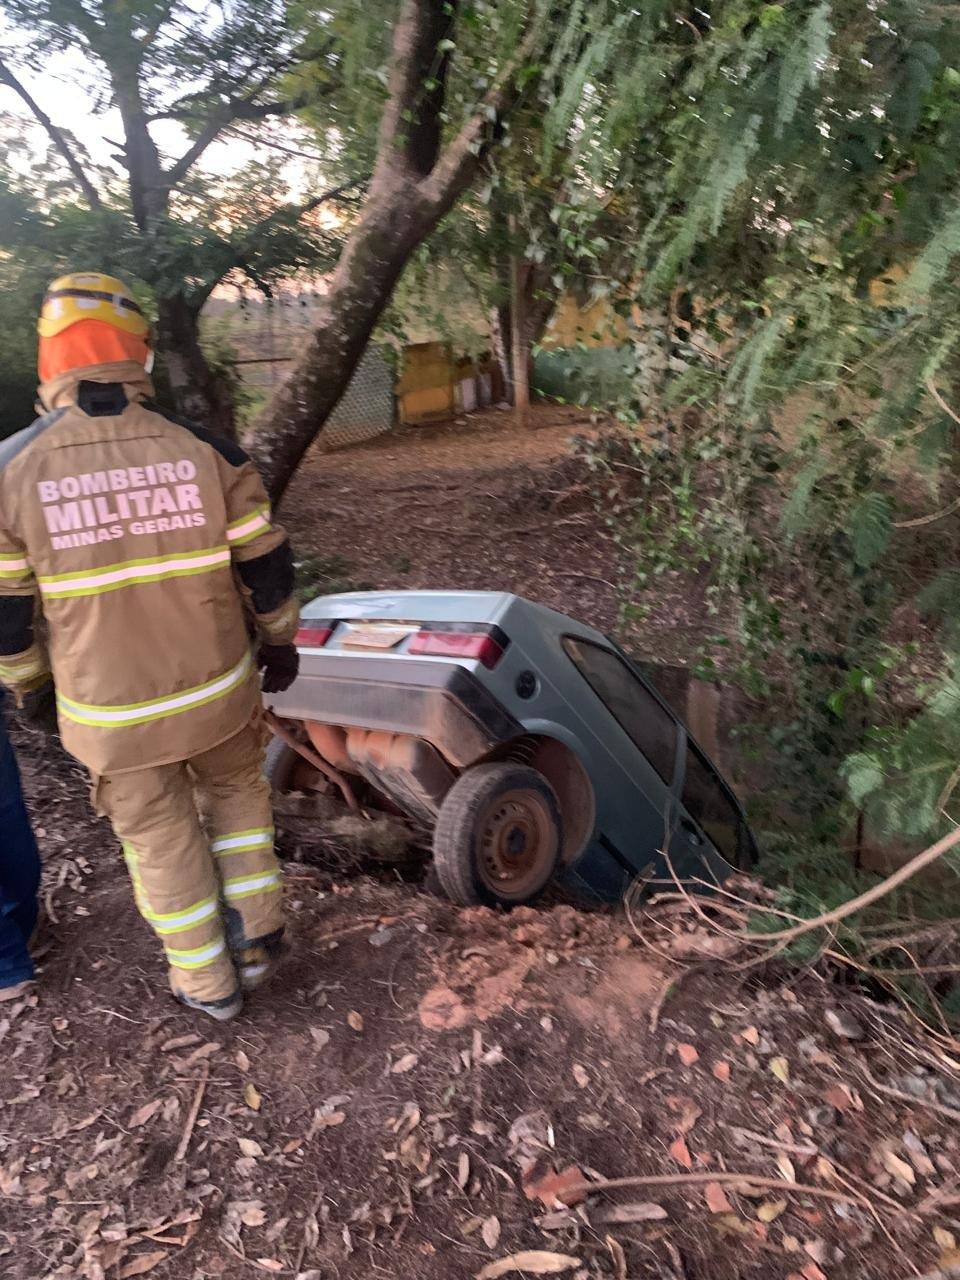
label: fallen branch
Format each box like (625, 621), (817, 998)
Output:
(858, 1065), (960, 1123)
(927, 377), (960, 430)
(734, 824), (960, 947)
(567, 1170), (892, 1210)
(175, 1062), (209, 1162)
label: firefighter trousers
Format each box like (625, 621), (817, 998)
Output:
(92, 714), (283, 1005)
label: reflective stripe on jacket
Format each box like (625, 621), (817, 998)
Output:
(0, 361), (299, 773)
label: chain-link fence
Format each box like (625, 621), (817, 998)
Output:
(322, 346), (396, 449)
(233, 345), (396, 451)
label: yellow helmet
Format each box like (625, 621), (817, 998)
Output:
(38, 272), (149, 340)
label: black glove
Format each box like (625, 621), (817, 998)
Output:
(258, 643), (299, 694)
(20, 680), (59, 735)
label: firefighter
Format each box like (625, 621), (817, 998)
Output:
(0, 272), (300, 1021)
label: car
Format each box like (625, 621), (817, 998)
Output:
(265, 590), (758, 908)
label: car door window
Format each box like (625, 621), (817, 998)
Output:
(681, 741), (746, 865)
(563, 638), (677, 784)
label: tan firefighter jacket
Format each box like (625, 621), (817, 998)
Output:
(0, 361), (299, 774)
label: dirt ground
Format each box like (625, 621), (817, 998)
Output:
(281, 405), (706, 660)
(4, 408), (960, 1280)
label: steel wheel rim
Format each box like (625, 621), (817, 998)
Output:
(476, 787), (557, 900)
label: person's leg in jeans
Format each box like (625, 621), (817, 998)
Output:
(0, 705), (41, 997)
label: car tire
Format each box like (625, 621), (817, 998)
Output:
(432, 763), (562, 908)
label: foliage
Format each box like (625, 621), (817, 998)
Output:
(572, 0), (960, 860)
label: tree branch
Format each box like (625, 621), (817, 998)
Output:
(163, 84), (338, 190)
(0, 56), (102, 210)
(190, 176), (366, 310)
(374, 0), (457, 181)
(421, 15), (545, 206)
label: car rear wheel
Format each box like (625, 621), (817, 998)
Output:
(432, 764), (562, 908)
(264, 736), (325, 794)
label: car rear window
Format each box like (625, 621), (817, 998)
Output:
(681, 741), (746, 866)
(563, 637), (677, 784)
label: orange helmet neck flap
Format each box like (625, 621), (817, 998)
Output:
(38, 272), (152, 383)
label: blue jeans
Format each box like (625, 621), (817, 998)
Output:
(0, 698), (40, 989)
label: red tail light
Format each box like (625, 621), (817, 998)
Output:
(408, 629), (506, 668)
(295, 625), (333, 648)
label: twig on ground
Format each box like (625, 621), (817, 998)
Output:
(311, 919), (382, 946)
(175, 1062), (210, 1162)
(726, 1126), (817, 1159)
(218, 1234), (293, 1273)
(551, 571), (619, 591)
(567, 1170), (895, 1210)
(857, 1064), (960, 1122)
(926, 377), (960, 429)
(293, 1187), (324, 1277)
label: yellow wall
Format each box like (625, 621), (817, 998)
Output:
(397, 342), (479, 424)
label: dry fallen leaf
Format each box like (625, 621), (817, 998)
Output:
(482, 1216), (501, 1249)
(606, 1234), (627, 1280)
(711, 1214), (754, 1238)
(705, 1183), (734, 1214)
(475, 1252), (581, 1279)
(597, 1202), (668, 1224)
(777, 1154), (797, 1184)
(128, 1098), (162, 1129)
(712, 1060), (731, 1083)
(882, 1148), (916, 1187)
(235, 1049), (250, 1073)
(741, 1026), (760, 1046)
(117, 1252), (168, 1278)
(310, 1028), (331, 1051)
(757, 1199), (787, 1223)
(676, 1103), (703, 1137)
(523, 1165), (587, 1208)
(243, 1083), (262, 1112)
(458, 1151), (471, 1189)
(237, 1138), (263, 1158)
(255, 1260), (283, 1273)
(238, 1203), (267, 1228)
(801, 1263), (828, 1280)
(934, 1227), (957, 1251)
(572, 1064), (590, 1089)
(669, 1137), (693, 1169)
(769, 1057), (790, 1084)
(803, 1238), (829, 1266)
(822, 1084), (859, 1112)
(677, 1043), (700, 1067)
(392, 1053), (419, 1075)
(347, 1010), (364, 1032)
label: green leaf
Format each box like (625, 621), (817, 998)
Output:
(843, 753), (885, 806)
(850, 493), (893, 569)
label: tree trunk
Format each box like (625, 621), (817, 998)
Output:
(156, 294), (237, 438)
(249, 188), (446, 501)
(495, 255), (559, 414)
(246, 0), (543, 502)
(510, 254), (530, 426)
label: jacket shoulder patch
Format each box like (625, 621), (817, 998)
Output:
(152, 408), (250, 468)
(0, 408), (69, 473)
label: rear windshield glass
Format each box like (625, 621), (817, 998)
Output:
(563, 637), (677, 784)
(681, 741), (745, 866)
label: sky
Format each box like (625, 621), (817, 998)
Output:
(0, 19), (311, 191)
